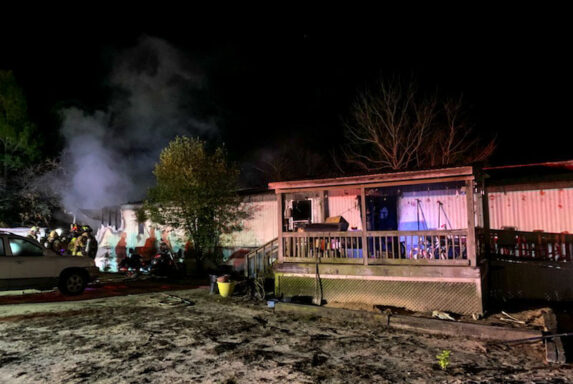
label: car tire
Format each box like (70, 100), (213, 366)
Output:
(59, 270), (87, 295)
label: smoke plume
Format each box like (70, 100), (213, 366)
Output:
(55, 36), (214, 214)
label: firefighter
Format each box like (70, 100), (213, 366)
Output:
(75, 225), (97, 259)
(73, 232), (88, 256)
(27, 226), (39, 241)
(66, 224), (80, 255)
(67, 233), (78, 255)
(72, 224), (83, 239)
(47, 230), (62, 254)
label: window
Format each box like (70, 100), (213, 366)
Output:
(292, 200), (312, 221)
(0, 237), (5, 256)
(9, 238), (44, 257)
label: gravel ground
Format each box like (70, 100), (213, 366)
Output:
(0, 288), (571, 383)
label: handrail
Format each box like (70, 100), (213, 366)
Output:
(281, 229), (470, 264)
(244, 238), (279, 277)
(282, 229), (468, 237)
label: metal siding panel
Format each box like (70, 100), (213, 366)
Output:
(489, 188), (573, 233)
(398, 189), (468, 230)
(327, 188), (470, 231)
(327, 189), (362, 230)
(223, 198), (278, 248)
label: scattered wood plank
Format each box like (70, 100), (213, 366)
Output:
(274, 302), (542, 342)
(161, 293), (195, 306)
(542, 311), (566, 364)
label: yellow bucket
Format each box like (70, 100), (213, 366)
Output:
(217, 282), (234, 297)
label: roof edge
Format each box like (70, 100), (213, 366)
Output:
(268, 166), (475, 191)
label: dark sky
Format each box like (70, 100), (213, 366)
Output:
(2, 8), (572, 169)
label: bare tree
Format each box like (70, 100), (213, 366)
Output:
(418, 97), (495, 168)
(343, 78), (495, 172)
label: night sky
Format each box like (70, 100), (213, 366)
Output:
(2, 8), (571, 173)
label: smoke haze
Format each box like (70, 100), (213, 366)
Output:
(55, 36), (214, 213)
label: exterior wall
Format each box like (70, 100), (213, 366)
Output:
(83, 179), (573, 276)
(398, 188), (469, 231)
(221, 193), (278, 248)
(95, 194), (278, 271)
(327, 189), (362, 230)
(220, 183), (573, 246)
(488, 187), (573, 233)
(311, 186), (472, 233)
(94, 204), (186, 272)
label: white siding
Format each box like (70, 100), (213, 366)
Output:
(488, 187), (573, 233)
(327, 189), (362, 230)
(398, 188), (468, 230)
(221, 194), (278, 248)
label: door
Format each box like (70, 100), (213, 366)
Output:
(366, 195), (398, 230)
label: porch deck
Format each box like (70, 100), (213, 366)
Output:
(480, 228), (573, 302)
(268, 167), (486, 315)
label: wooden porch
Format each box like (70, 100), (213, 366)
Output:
(268, 167), (487, 315)
(478, 228), (573, 302)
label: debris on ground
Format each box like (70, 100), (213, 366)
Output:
(159, 293), (196, 306)
(499, 311), (526, 325)
(1, 289), (570, 383)
(432, 310), (456, 321)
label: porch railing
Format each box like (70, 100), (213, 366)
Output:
(282, 230), (469, 265)
(477, 228), (573, 262)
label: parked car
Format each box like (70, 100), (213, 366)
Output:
(0, 231), (99, 295)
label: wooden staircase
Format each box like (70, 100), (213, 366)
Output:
(244, 238), (278, 278)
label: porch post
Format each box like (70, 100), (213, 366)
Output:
(465, 179), (477, 267)
(361, 187), (369, 265)
(480, 174), (491, 258)
(277, 192), (284, 263)
(319, 190), (327, 222)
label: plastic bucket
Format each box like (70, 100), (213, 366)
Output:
(217, 282), (234, 297)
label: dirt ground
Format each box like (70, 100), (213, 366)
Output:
(1, 287), (572, 384)
(0, 278), (201, 306)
